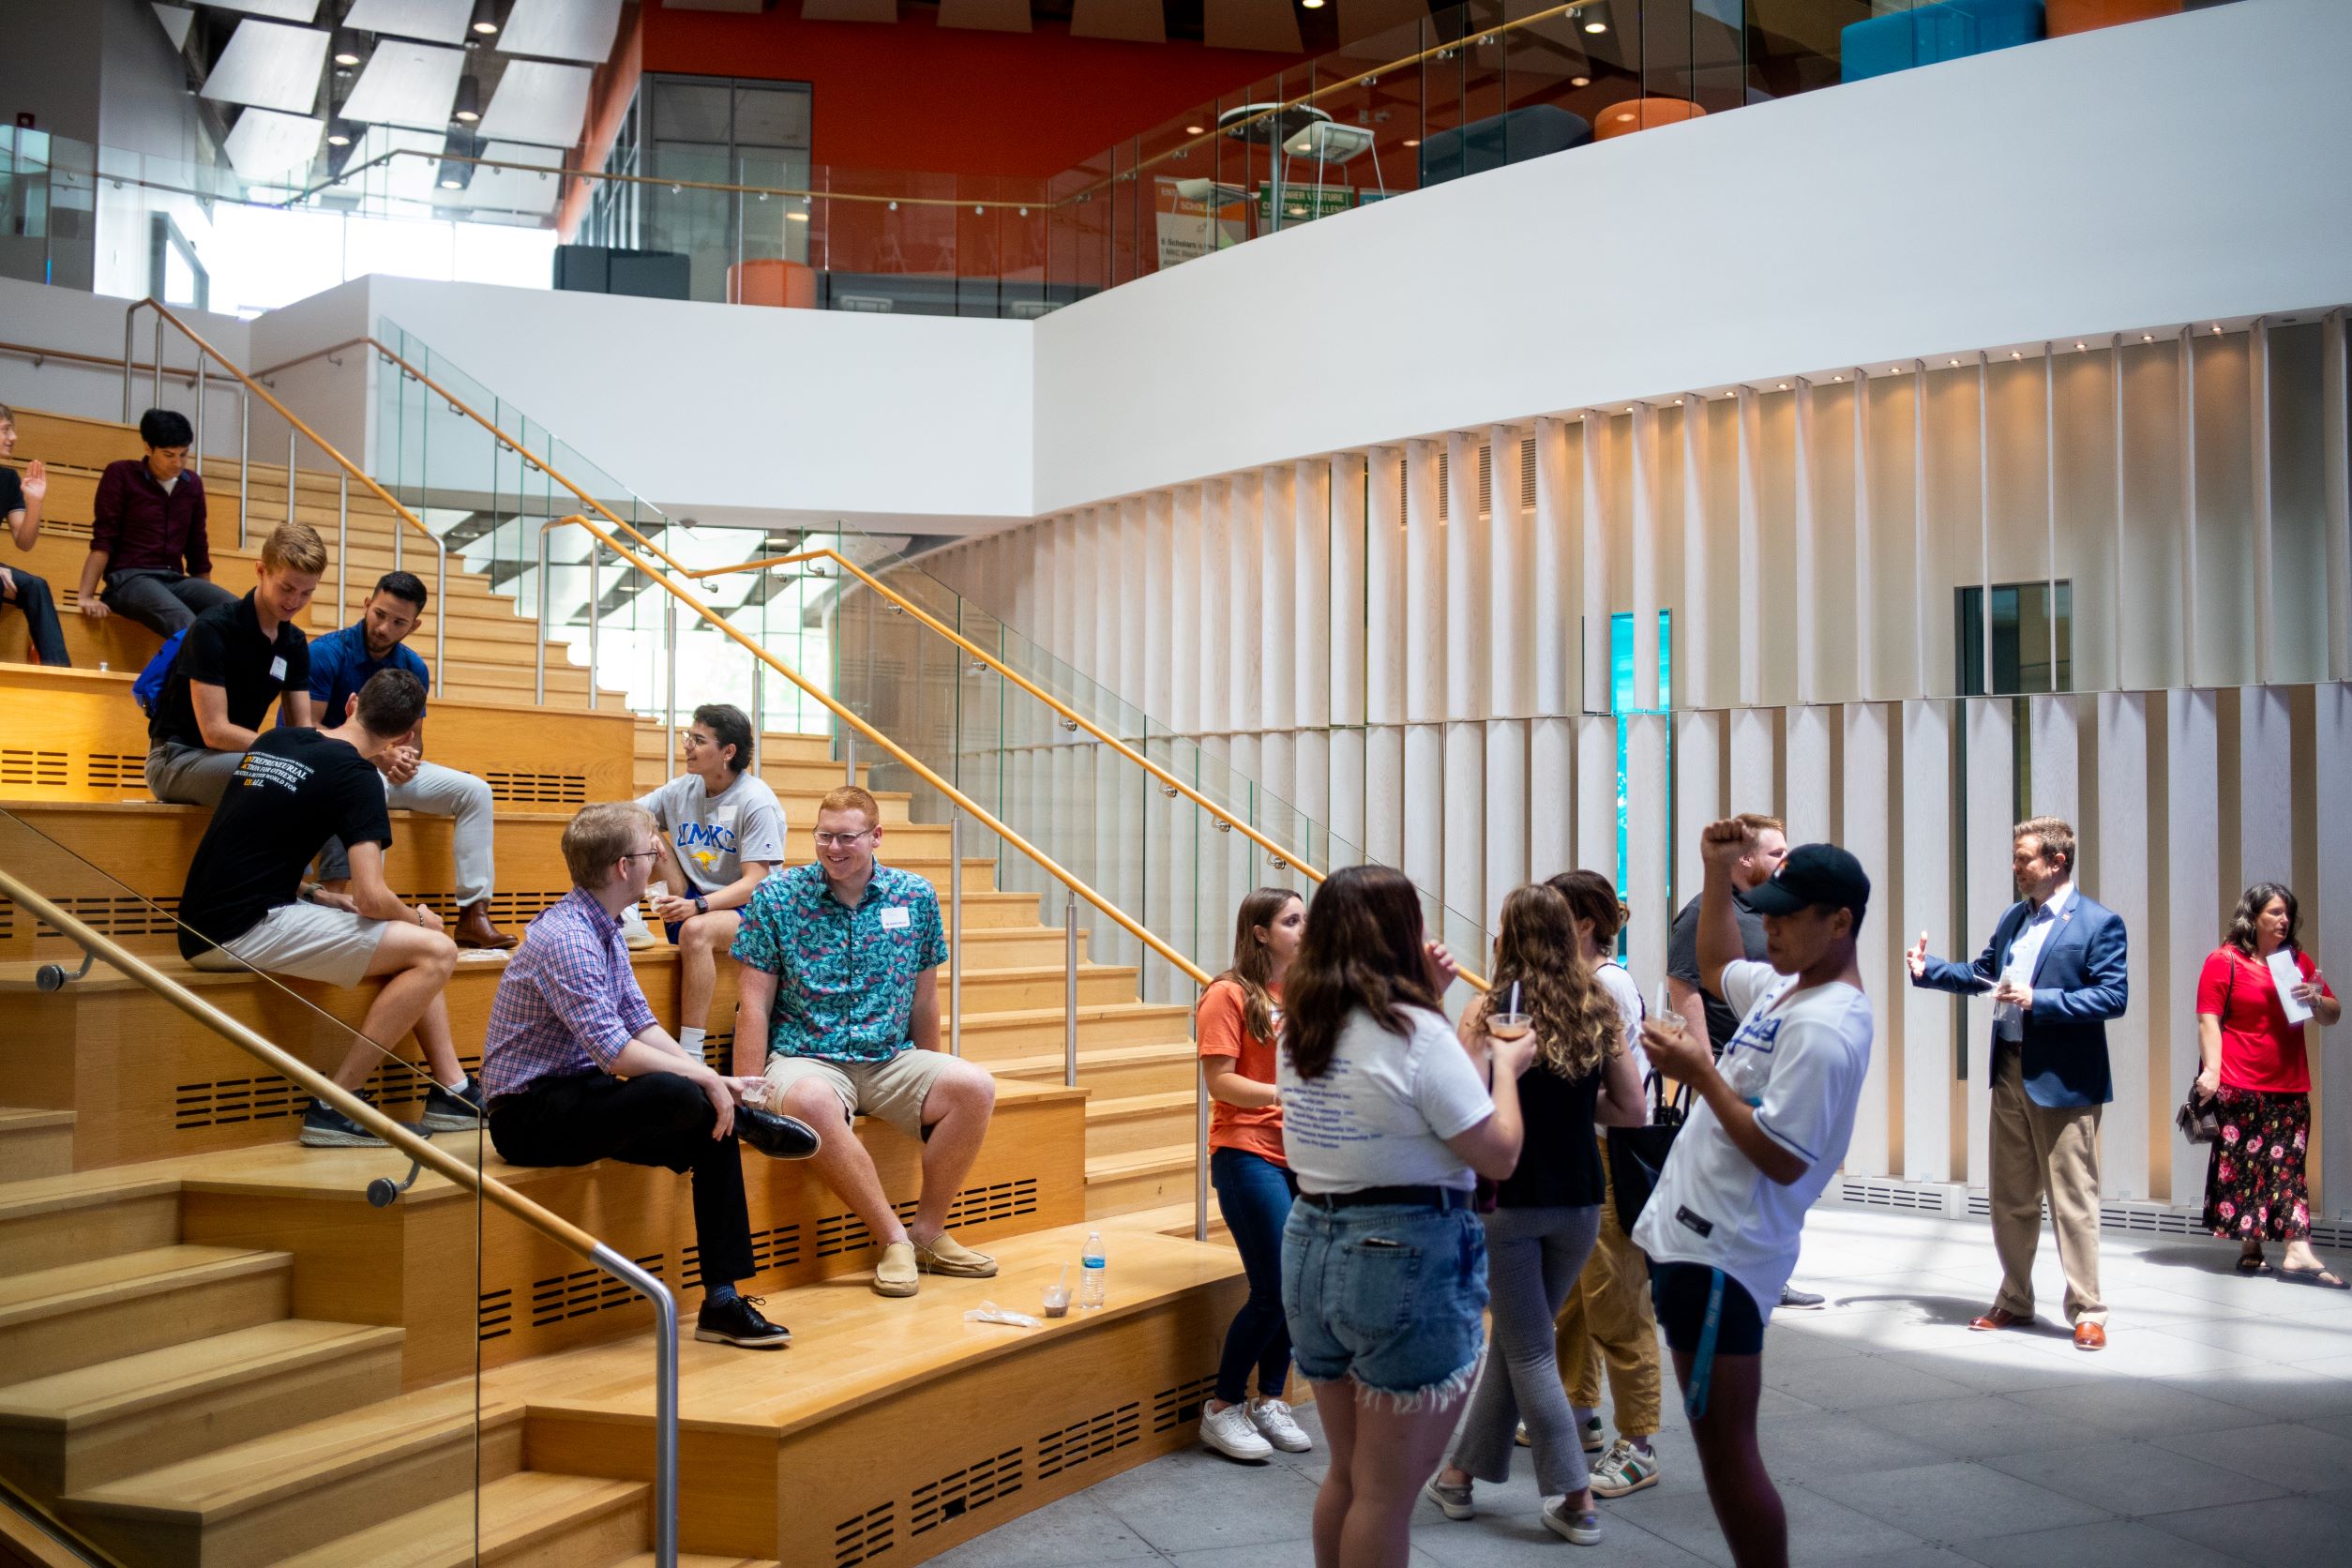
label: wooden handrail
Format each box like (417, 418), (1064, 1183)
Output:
(0, 866), (600, 1252)
(0, 336), (239, 386)
(542, 513), (1214, 991)
(130, 301), (443, 553)
(688, 548), (1497, 991)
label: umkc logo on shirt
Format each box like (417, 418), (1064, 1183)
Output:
(676, 817), (737, 873)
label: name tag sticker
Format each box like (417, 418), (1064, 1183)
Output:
(880, 907), (912, 931)
(268, 656), (288, 682)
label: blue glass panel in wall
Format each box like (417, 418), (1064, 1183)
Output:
(1607, 611), (1673, 945)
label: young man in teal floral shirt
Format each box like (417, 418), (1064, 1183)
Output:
(732, 785), (1001, 1298)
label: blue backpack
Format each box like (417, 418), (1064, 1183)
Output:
(132, 627), (188, 716)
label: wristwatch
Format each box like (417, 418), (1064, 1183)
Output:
(694, 894), (709, 915)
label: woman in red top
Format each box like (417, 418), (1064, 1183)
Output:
(2195, 883), (2343, 1285)
(1196, 886), (1311, 1462)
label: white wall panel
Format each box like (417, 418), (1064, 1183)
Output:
(2164, 688), (2220, 1203)
(1902, 700), (1957, 1184)
(1405, 723), (1445, 901)
(1842, 702), (1893, 1177)
(1626, 715), (1669, 1005)
(1575, 716), (1617, 883)
(2095, 691), (2152, 1199)
(1530, 717), (1575, 882)
(2317, 685), (2352, 1216)
(1676, 710), (1724, 907)
(1962, 698), (2015, 1193)
(1786, 705), (1833, 848)
(1491, 427), (1533, 719)
(1728, 707), (1778, 817)
(1364, 447), (1405, 865)
(1681, 401), (1716, 710)
(1533, 418), (1575, 719)
(1444, 721), (1486, 945)
(1228, 478), (1263, 740)
(2235, 684), (2295, 887)
(1581, 415), (1613, 716)
(2028, 694), (2082, 826)
(1168, 488), (1202, 736)
(1631, 404), (1663, 712)
(1485, 720), (1528, 932)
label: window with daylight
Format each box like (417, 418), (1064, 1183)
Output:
(1609, 610), (1672, 952)
(1956, 581), (2073, 697)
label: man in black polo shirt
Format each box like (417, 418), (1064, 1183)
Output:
(178, 669), (481, 1149)
(145, 520), (322, 807)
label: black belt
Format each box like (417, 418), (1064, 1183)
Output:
(1299, 1184), (1471, 1212)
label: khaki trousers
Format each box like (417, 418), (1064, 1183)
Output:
(1989, 1045), (2107, 1326)
(1553, 1133), (1663, 1439)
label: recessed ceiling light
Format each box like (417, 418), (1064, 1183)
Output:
(2212, 324), (2224, 333)
(1832, 373), (1844, 381)
(1585, 20), (1608, 32)
(1616, 113), (1633, 123)
(1950, 358), (1961, 367)
(331, 28), (362, 68)
(1778, 382), (1789, 390)
(2075, 341), (2087, 350)
(452, 75), (481, 124)
(2142, 334), (2154, 341)
(2010, 350), (2022, 359)
(1403, 137), (1420, 146)
(440, 174), (463, 188)
(1185, 125), (1204, 135)
(1570, 76), (1591, 87)
(471, 0), (500, 36)
(1303, 0), (1325, 8)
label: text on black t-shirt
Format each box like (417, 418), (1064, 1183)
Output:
(176, 727), (392, 956)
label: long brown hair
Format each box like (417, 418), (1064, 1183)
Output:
(1478, 882), (1621, 1081)
(1282, 866), (1441, 1082)
(1205, 886), (1303, 1043)
(2225, 882), (2301, 957)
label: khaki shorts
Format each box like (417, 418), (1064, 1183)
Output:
(188, 901), (389, 988)
(762, 1049), (953, 1139)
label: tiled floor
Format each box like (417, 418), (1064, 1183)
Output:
(931, 1207), (2352, 1568)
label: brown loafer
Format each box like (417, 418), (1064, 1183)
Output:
(2073, 1321), (2107, 1351)
(1969, 1306), (2031, 1333)
(456, 900), (518, 950)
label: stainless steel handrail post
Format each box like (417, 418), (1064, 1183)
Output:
(535, 526), (550, 704)
(192, 350), (204, 474)
(336, 469), (348, 623)
(949, 812), (963, 1057)
(1063, 887), (1078, 1088)
(286, 429), (296, 523)
(588, 1244), (678, 1568)
(662, 582), (675, 733)
(237, 391), (250, 548)
(121, 304), (136, 421)
(433, 539), (447, 696)
(588, 541), (601, 711)
(843, 730), (854, 785)
(1195, 1058), (1210, 1242)
(151, 315), (162, 409)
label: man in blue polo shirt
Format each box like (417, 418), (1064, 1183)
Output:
(732, 784), (1000, 1298)
(303, 571), (513, 951)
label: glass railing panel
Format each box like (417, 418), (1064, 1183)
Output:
(0, 804), (491, 1562)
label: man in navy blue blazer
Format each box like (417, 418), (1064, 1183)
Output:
(1907, 816), (2126, 1351)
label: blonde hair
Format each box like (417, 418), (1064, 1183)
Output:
(260, 520), (327, 576)
(1479, 882), (1620, 1082)
(818, 784), (880, 828)
(563, 801), (656, 888)
(2014, 815), (2076, 876)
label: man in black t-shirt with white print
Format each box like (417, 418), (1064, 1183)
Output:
(177, 669), (483, 1149)
(146, 520), (322, 807)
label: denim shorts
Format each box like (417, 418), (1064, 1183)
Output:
(1281, 1199), (1488, 1406)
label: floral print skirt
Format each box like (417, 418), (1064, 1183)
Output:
(2202, 1086), (2312, 1243)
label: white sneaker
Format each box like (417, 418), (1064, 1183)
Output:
(620, 903), (657, 951)
(1248, 1397), (1312, 1454)
(1199, 1400), (1274, 1461)
(1542, 1498), (1603, 1545)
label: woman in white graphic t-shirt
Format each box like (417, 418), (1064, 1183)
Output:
(1631, 821), (1874, 1568)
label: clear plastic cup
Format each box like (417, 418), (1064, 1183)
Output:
(1486, 1011), (1533, 1042)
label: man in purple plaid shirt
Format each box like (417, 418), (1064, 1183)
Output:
(483, 801), (822, 1349)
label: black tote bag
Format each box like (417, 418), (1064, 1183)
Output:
(1607, 1071), (1690, 1233)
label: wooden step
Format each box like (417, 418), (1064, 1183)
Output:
(1084, 1090), (1198, 1159)
(956, 1001), (1195, 1059)
(271, 1470), (647, 1568)
(0, 1181), (179, 1274)
(0, 1245), (290, 1382)
(1121, 1198), (1232, 1244)
(1085, 1145), (1200, 1217)
(992, 1041), (1199, 1098)
(949, 925), (1086, 968)
(63, 1383), (521, 1568)
(0, 1319), (405, 1499)
(0, 1108), (75, 1182)
(612, 1556), (779, 1568)
(954, 962), (1139, 1012)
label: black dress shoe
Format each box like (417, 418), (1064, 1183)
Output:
(736, 1105), (822, 1160)
(694, 1294), (791, 1349)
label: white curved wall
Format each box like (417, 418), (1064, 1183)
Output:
(1033, 0), (2352, 515)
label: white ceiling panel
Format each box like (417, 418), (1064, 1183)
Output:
(462, 141), (564, 215)
(341, 38), (466, 131)
(152, 4), (197, 52)
(354, 124), (447, 205)
(497, 0), (624, 63)
(476, 58), (594, 146)
(206, 0), (321, 19)
(202, 19), (329, 113)
(343, 0), (474, 46)
(223, 106), (324, 179)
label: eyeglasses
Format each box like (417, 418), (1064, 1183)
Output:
(619, 850), (662, 863)
(811, 830), (873, 849)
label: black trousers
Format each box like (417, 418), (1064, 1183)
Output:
(489, 1071), (754, 1287)
(1, 566), (68, 665)
(101, 567), (235, 636)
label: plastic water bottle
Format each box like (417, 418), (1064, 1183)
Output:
(1079, 1231), (1107, 1310)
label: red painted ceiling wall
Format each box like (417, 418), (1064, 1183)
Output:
(640, 3), (1313, 180)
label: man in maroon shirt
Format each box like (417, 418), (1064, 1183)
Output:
(75, 408), (236, 637)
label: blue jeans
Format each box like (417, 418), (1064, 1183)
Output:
(1213, 1146), (1298, 1404)
(1282, 1196), (1488, 1406)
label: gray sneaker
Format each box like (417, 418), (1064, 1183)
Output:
(1542, 1498), (1603, 1545)
(1424, 1475), (1473, 1520)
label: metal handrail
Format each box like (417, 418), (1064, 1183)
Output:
(118, 300), (447, 693)
(541, 511), (1214, 994)
(0, 865), (680, 1568)
(688, 548), (1496, 996)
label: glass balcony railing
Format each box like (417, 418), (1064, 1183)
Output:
(0, 2), (2224, 319)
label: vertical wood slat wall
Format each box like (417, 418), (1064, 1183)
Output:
(927, 319), (2352, 1215)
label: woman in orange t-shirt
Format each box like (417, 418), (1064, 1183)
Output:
(1196, 885), (1310, 1462)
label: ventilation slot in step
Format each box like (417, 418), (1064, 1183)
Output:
(910, 1447), (1023, 1537)
(0, 748), (67, 788)
(35, 894), (181, 941)
(484, 770), (588, 806)
(686, 1221), (803, 1287)
(86, 753), (148, 792)
(1034, 1402), (1138, 1480)
(1152, 1373), (1217, 1434)
(529, 1252), (667, 1328)
(815, 1177), (1040, 1258)
(479, 1286), (514, 1341)
(834, 1501), (895, 1566)
(175, 1056), (444, 1131)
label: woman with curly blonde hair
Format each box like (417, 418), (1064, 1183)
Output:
(1428, 882), (1648, 1545)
